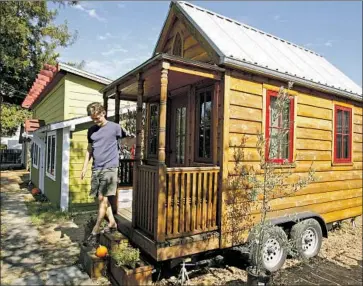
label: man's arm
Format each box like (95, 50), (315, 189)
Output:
(80, 143), (92, 180)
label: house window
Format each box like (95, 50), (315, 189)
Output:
(172, 32), (183, 57)
(175, 106), (187, 164)
(265, 90), (294, 163)
(148, 104), (159, 157)
(196, 87), (213, 162)
(32, 143), (39, 169)
(46, 131), (57, 180)
(334, 105), (352, 163)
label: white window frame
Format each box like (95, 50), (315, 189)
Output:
(32, 143), (39, 169)
(46, 131), (57, 181)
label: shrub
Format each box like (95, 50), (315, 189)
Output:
(111, 241), (140, 269)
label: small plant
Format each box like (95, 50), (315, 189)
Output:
(111, 241), (140, 269)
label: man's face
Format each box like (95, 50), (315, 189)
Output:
(91, 112), (106, 126)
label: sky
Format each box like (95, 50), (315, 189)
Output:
(49, 1), (362, 87)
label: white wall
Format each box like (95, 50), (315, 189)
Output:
(1, 126), (22, 150)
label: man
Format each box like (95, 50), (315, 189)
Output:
(81, 102), (125, 244)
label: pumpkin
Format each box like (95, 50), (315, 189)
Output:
(31, 188), (40, 196)
(95, 245), (108, 258)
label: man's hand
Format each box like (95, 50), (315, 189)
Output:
(80, 168), (87, 180)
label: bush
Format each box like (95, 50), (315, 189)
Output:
(111, 241), (140, 269)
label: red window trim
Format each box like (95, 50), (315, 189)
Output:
(265, 90), (295, 164)
(334, 105), (352, 163)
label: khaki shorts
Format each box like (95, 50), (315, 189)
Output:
(90, 167), (118, 198)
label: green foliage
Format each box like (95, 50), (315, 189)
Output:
(0, 103), (31, 136)
(25, 199), (73, 226)
(111, 241), (140, 269)
(0, 1), (77, 104)
(64, 60), (86, 70)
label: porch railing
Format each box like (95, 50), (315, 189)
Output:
(135, 165), (220, 240)
(0, 149), (22, 164)
(118, 159), (135, 187)
(165, 166), (220, 239)
(136, 165), (158, 237)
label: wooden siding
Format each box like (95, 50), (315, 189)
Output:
(221, 70), (363, 248)
(64, 74), (116, 120)
(33, 79), (65, 124)
(162, 17), (212, 63)
(68, 121), (96, 210)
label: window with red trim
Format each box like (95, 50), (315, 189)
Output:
(265, 90), (294, 163)
(334, 105), (352, 163)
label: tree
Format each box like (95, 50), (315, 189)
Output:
(65, 60), (86, 70)
(0, 102), (31, 136)
(0, 1), (78, 105)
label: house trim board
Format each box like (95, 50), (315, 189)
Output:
(60, 127), (71, 211)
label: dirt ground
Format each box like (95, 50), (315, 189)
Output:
(1, 170), (362, 285)
(157, 217), (362, 286)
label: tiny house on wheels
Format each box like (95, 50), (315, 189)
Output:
(104, 1), (362, 271)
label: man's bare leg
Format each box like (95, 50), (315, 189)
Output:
(92, 195), (108, 235)
(106, 198), (117, 228)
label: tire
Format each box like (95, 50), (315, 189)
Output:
(290, 218), (323, 259)
(249, 226), (288, 272)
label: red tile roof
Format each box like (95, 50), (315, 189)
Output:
(21, 64), (59, 109)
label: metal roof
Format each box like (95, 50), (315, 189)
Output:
(176, 1), (362, 98)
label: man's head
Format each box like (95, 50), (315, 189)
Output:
(87, 102), (107, 127)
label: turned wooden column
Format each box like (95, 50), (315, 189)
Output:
(115, 89), (121, 124)
(155, 62), (169, 242)
(103, 93), (108, 119)
(132, 74), (144, 228)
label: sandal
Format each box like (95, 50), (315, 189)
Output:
(103, 225), (118, 233)
(86, 233), (100, 247)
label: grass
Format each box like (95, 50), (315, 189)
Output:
(25, 200), (74, 226)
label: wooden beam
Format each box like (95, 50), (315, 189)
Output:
(115, 89), (121, 124)
(212, 81), (220, 165)
(103, 93), (108, 119)
(220, 71), (231, 249)
(169, 65), (221, 80)
(132, 74), (144, 228)
(104, 88), (116, 98)
(117, 77), (137, 92)
(155, 61), (170, 242)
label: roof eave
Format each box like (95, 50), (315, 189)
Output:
(223, 57), (363, 102)
(58, 63), (112, 85)
(175, 1), (225, 64)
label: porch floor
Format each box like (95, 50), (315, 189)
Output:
(118, 207), (132, 221)
(115, 207), (132, 237)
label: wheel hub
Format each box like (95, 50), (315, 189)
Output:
(301, 227), (318, 256)
(262, 238), (283, 269)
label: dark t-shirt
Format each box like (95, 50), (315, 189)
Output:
(87, 121), (124, 170)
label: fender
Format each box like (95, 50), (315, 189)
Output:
(267, 211), (328, 238)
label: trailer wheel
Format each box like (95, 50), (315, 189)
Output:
(249, 226), (288, 272)
(290, 218), (322, 259)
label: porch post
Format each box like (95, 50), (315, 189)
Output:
(103, 93), (108, 119)
(132, 74), (144, 228)
(155, 62), (169, 242)
(212, 81), (220, 165)
(115, 88), (121, 124)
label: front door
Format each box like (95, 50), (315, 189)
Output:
(169, 94), (188, 167)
